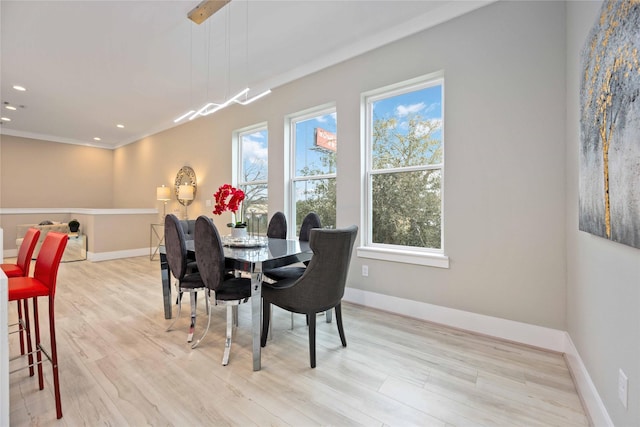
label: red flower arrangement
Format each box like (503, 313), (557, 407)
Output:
(213, 184), (247, 228)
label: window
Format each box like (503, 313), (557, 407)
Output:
(289, 106), (337, 235)
(362, 73), (447, 267)
(237, 125), (268, 234)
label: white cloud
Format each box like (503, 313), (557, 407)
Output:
(396, 102), (425, 117)
(243, 138), (268, 163)
(249, 131), (266, 140)
(315, 112), (337, 123)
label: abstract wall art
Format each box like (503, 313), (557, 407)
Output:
(580, 0), (640, 249)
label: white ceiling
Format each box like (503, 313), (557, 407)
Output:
(0, 0), (490, 149)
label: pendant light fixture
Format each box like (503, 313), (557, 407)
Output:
(174, 0), (270, 123)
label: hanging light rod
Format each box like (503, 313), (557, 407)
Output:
(173, 0), (272, 124)
(174, 88), (271, 123)
(188, 0), (231, 25)
(235, 89), (272, 105)
(173, 110), (196, 123)
(186, 87), (249, 121)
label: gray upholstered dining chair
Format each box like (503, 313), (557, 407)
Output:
(191, 215), (253, 365)
(264, 211), (321, 281)
(164, 214), (208, 343)
(261, 225), (358, 368)
(266, 211), (287, 239)
(263, 211), (322, 329)
(299, 211), (322, 242)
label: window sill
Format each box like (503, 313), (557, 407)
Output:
(356, 246), (449, 269)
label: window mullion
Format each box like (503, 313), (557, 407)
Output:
(370, 164), (442, 175)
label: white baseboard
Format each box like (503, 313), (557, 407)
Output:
(343, 287), (566, 351)
(87, 248), (150, 262)
(563, 333), (614, 427)
(3, 248), (17, 258)
(343, 287), (611, 425)
(4, 247), (150, 262)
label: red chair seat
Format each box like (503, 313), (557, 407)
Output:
(1, 263), (24, 277)
(8, 277), (50, 300)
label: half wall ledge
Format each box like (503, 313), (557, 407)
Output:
(0, 208), (157, 261)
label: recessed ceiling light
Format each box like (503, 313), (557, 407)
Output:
(1, 117), (11, 121)
(13, 85), (26, 91)
(5, 105), (17, 110)
(93, 137), (101, 141)
(116, 124), (124, 128)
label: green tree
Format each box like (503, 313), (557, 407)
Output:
(371, 114), (442, 249)
(296, 146), (336, 230)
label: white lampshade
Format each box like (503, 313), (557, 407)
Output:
(156, 185), (171, 201)
(178, 184), (194, 201)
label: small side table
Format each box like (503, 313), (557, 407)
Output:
(65, 233), (87, 262)
(150, 223), (164, 261)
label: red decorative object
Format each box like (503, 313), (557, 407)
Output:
(213, 184), (246, 227)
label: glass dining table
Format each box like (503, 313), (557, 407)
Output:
(159, 237), (312, 371)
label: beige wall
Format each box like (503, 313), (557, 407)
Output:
(113, 89), (274, 232)
(0, 135), (113, 208)
(0, 135), (116, 250)
(80, 212), (158, 254)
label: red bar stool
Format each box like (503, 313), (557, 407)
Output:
(8, 231), (68, 419)
(1, 227), (40, 370)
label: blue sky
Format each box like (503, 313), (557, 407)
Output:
(373, 84), (443, 142)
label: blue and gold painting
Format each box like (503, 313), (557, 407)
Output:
(580, 0), (640, 249)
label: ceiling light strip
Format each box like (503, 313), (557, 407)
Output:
(235, 89), (271, 106)
(175, 87), (270, 123)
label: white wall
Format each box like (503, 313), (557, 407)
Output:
(115, 0), (568, 330)
(1, 228), (8, 427)
(566, 2), (640, 426)
(333, 0), (568, 330)
(5, 0), (635, 423)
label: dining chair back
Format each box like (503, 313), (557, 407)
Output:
(2, 227), (40, 359)
(164, 213), (207, 342)
(164, 214), (190, 281)
(8, 231), (68, 419)
(299, 212), (321, 241)
(261, 225), (358, 368)
(264, 211), (321, 283)
(267, 211), (287, 239)
(193, 215), (252, 364)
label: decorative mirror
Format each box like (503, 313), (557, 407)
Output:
(174, 166), (197, 206)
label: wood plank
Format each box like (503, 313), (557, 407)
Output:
(7, 256), (589, 426)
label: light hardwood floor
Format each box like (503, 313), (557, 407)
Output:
(8, 256), (589, 426)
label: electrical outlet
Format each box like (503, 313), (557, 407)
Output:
(618, 369), (628, 408)
(362, 265), (368, 277)
(205, 199), (212, 207)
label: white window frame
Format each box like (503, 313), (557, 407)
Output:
(288, 103), (337, 237)
(234, 123), (268, 231)
(359, 72), (449, 268)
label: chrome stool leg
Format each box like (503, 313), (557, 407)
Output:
(222, 305), (234, 366)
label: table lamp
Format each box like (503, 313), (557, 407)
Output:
(157, 185), (171, 219)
